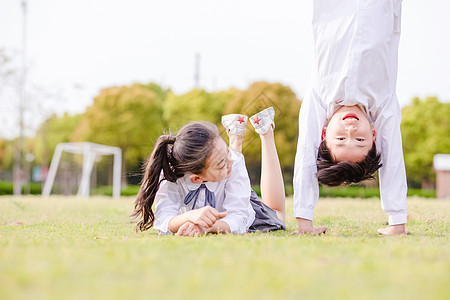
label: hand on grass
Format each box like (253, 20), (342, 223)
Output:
(377, 224), (410, 235)
(291, 218), (327, 235)
(175, 221), (207, 237)
(186, 206), (227, 229)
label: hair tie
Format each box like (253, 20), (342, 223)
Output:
(166, 141), (176, 175)
(166, 136), (176, 144)
(166, 136), (176, 160)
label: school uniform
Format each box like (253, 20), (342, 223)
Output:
(154, 150), (285, 235)
(293, 0), (407, 225)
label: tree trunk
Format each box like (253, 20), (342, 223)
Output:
(421, 179), (434, 190)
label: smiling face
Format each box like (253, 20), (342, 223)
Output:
(190, 137), (233, 184)
(322, 105), (376, 163)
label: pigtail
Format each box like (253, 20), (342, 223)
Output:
(132, 135), (177, 232)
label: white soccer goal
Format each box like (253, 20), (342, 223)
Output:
(42, 142), (122, 198)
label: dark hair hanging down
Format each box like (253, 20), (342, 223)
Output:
(316, 140), (382, 187)
(131, 121), (220, 232)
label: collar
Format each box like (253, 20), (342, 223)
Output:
(182, 173), (218, 192)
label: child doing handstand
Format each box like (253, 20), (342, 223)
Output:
(132, 107), (286, 236)
(293, 0), (408, 235)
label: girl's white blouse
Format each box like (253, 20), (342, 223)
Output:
(153, 150), (256, 234)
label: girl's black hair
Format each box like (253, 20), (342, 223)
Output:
(316, 140), (382, 187)
(131, 121), (220, 232)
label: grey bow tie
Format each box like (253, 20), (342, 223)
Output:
(184, 184), (216, 209)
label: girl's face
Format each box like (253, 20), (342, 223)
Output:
(192, 137), (233, 183)
(322, 105), (376, 163)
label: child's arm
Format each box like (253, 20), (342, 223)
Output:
(293, 218), (327, 235)
(154, 180), (228, 235)
(174, 220), (231, 237)
(374, 99), (408, 234)
(206, 220), (231, 234)
(293, 90), (328, 235)
(168, 206), (227, 233)
(153, 180), (183, 234)
(219, 151), (256, 234)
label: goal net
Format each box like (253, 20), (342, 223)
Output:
(42, 142), (122, 198)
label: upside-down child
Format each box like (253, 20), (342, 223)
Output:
(293, 0), (408, 235)
(132, 107), (286, 236)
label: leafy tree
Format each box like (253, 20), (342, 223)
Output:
(141, 83), (172, 106)
(162, 88), (238, 131)
(0, 138), (14, 173)
(224, 81), (301, 183)
(33, 113), (82, 166)
(401, 97), (450, 187)
(0, 48), (18, 92)
(72, 83), (168, 183)
(0, 49), (19, 182)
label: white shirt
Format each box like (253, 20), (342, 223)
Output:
(293, 0), (407, 225)
(154, 150), (256, 234)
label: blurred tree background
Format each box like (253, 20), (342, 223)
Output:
(223, 82), (301, 184)
(401, 96), (450, 188)
(0, 78), (449, 193)
(71, 83), (169, 184)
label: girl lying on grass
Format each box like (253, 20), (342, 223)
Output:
(132, 107), (286, 237)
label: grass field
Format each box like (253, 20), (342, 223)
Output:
(1, 196), (449, 300)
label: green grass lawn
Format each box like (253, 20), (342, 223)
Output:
(1, 196), (449, 300)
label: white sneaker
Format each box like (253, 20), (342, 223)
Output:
(221, 114), (248, 136)
(250, 107), (275, 135)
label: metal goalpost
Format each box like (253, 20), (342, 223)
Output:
(42, 142), (122, 198)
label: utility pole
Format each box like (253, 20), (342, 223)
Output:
(194, 52), (200, 88)
(13, 0), (27, 195)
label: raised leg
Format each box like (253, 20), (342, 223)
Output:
(259, 127), (285, 221)
(228, 133), (244, 153)
(221, 114), (248, 153)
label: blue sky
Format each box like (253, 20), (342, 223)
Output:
(1, 0), (449, 139)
